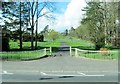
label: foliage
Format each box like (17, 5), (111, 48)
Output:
(49, 30), (59, 41)
(1, 2), (55, 50)
(99, 48), (109, 56)
(71, 2), (119, 50)
(2, 28), (10, 51)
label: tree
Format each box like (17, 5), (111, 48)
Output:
(81, 2), (105, 50)
(65, 29), (68, 36)
(49, 30), (59, 41)
(75, 24), (89, 40)
(19, 2), (22, 50)
(1, 1), (55, 50)
(69, 27), (77, 38)
(41, 25), (49, 38)
(1, 2), (29, 50)
(27, 1), (55, 49)
(104, 2), (119, 47)
(35, 1), (38, 49)
(78, 1), (119, 49)
(1, 28), (10, 51)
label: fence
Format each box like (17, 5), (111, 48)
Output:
(0, 47), (52, 61)
(70, 46), (118, 60)
(44, 47), (52, 56)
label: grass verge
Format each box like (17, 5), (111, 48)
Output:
(71, 49), (118, 60)
(0, 49), (51, 61)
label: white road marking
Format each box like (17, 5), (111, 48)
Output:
(0, 71), (13, 75)
(1, 70), (117, 76)
(40, 71), (104, 77)
(41, 70), (118, 73)
(77, 72), (104, 76)
(40, 72), (47, 75)
(77, 72), (86, 76)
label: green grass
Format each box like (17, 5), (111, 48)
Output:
(72, 50), (118, 60)
(9, 39), (61, 50)
(4, 39), (60, 60)
(38, 40), (61, 47)
(0, 49), (51, 60)
(3, 39), (60, 60)
(63, 37), (95, 50)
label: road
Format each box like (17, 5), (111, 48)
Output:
(0, 42), (119, 82)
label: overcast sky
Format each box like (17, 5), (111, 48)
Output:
(38, 0), (87, 32)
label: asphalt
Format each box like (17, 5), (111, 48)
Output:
(1, 42), (119, 82)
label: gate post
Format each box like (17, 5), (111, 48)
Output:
(44, 48), (46, 55)
(50, 47), (52, 55)
(75, 48), (78, 57)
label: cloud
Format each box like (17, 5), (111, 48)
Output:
(38, 0), (87, 32)
(64, 0), (87, 29)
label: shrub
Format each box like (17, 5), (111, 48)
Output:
(100, 48), (109, 56)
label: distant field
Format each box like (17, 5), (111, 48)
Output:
(62, 37), (95, 50)
(39, 40), (61, 47)
(9, 39), (61, 50)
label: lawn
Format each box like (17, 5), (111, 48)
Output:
(71, 49), (118, 60)
(62, 37), (95, 50)
(38, 40), (61, 47)
(9, 39), (61, 50)
(80, 51), (118, 60)
(0, 49), (51, 60)
(1, 39), (60, 60)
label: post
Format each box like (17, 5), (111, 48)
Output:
(50, 47), (52, 55)
(75, 48), (78, 57)
(70, 46), (72, 56)
(44, 48), (46, 55)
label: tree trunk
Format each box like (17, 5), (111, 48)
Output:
(35, 1), (38, 49)
(31, 2), (34, 50)
(19, 2), (22, 50)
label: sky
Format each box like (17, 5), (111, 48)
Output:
(38, 0), (87, 32)
(0, 0), (87, 33)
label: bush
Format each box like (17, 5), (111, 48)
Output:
(100, 48), (109, 56)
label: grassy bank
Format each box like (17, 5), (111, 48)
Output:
(78, 51), (118, 60)
(71, 49), (118, 60)
(0, 49), (51, 60)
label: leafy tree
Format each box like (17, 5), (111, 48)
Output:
(1, 28), (10, 51)
(69, 27), (77, 38)
(65, 29), (68, 36)
(75, 24), (89, 40)
(49, 30), (59, 41)
(1, 2), (29, 50)
(104, 2), (119, 47)
(81, 2), (105, 50)
(1, 1), (55, 50)
(41, 25), (49, 39)
(78, 2), (119, 49)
